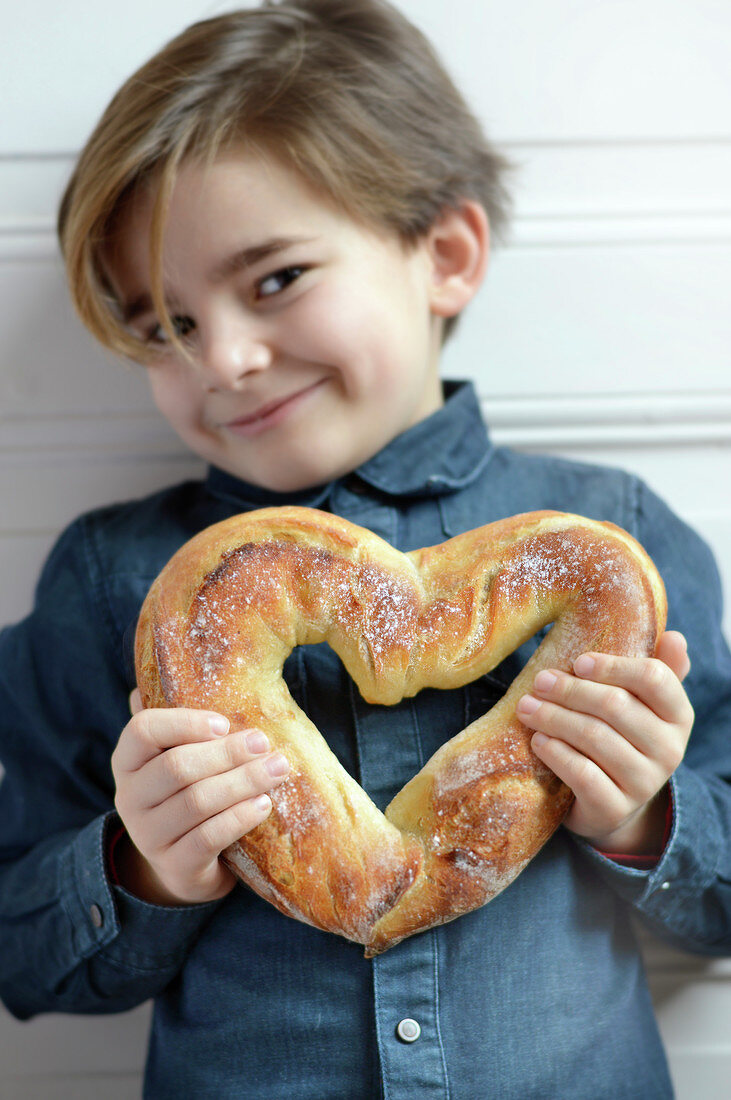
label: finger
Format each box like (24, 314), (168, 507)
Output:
(177, 792), (275, 866)
(530, 731), (630, 829)
(518, 694), (648, 796)
(130, 728), (273, 809)
(145, 752), (290, 849)
(528, 669), (661, 757)
(572, 651), (692, 726)
(129, 688), (143, 716)
(112, 707), (230, 774)
(655, 630), (691, 683)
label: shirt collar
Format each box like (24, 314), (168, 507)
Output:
(205, 379), (493, 508)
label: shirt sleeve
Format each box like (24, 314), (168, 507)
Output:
(0, 516), (220, 1020)
(575, 478), (731, 954)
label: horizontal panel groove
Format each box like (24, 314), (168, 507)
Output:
(483, 391), (731, 425)
(510, 218), (731, 247)
(492, 423), (731, 449)
(484, 391), (731, 449)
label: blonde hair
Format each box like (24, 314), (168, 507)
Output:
(58, 0), (513, 360)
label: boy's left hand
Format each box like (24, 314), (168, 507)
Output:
(516, 631), (694, 856)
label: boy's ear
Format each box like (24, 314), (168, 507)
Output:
(424, 201), (490, 318)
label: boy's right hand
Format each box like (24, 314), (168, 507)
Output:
(111, 689), (289, 906)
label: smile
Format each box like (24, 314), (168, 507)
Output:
(223, 379), (327, 437)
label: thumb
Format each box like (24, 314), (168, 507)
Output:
(655, 630), (691, 683)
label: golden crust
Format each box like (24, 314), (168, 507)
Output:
(134, 507), (666, 954)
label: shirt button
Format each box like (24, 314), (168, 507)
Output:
(396, 1018), (421, 1043)
(89, 904), (104, 929)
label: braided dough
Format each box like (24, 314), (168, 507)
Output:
(135, 506), (666, 955)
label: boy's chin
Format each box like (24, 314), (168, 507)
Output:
(228, 444), (364, 495)
(218, 457), (343, 495)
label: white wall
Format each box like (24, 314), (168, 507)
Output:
(1, 1), (730, 1095)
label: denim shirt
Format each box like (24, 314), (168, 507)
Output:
(2, 381), (731, 1099)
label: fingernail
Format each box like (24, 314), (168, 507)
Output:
(517, 694), (540, 715)
(534, 670), (557, 693)
(254, 794), (271, 814)
(209, 715), (230, 736)
(245, 730), (270, 754)
(266, 752), (289, 777)
(574, 655), (595, 677)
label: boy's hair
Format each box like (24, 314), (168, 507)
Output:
(58, 0), (513, 360)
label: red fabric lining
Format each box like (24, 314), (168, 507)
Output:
(595, 794), (674, 869)
(106, 821), (127, 886)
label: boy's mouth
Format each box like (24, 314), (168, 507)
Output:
(223, 379), (327, 437)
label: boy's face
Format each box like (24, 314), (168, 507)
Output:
(105, 152), (447, 492)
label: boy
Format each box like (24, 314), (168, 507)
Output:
(0, 2), (728, 1097)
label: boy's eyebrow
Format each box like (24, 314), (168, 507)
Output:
(121, 236), (316, 323)
(122, 292), (154, 325)
(209, 235), (317, 282)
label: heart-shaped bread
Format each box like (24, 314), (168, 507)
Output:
(135, 506), (666, 955)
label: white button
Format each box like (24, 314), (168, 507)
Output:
(659, 881), (671, 891)
(396, 1018), (421, 1043)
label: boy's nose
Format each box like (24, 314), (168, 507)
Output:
(198, 324), (274, 391)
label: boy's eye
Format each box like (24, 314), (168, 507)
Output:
(256, 265), (307, 299)
(146, 314), (196, 344)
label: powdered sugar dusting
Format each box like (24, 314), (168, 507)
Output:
(448, 853), (529, 899)
(352, 562), (417, 660)
(494, 527), (651, 657)
(271, 775), (326, 839)
(500, 530), (640, 611)
(186, 594), (231, 690)
(167, 522), (651, 710)
(145, 510), (661, 950)
(434, 736), (528, 798)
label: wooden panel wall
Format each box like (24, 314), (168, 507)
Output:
(1, 1), (729, 1095)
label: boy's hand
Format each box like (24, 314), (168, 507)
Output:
(111, 690), (289, 906)
(516, 631), (693, 855)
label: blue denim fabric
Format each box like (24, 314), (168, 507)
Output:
(2, 380), (731, 1098)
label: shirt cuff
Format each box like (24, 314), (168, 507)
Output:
(592, 791), (674, 870)
(67, 811), (221, 970)
(574, 763), (721, 930)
